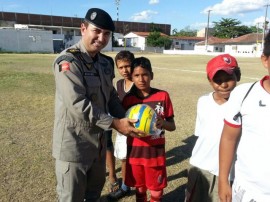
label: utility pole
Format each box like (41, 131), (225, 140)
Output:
(115, 0), (120, 21)
(262, 4), (269, 50)
(257, 22), (260, 44)
(114, 0), (121, 50)
(205, 10), (212, 52)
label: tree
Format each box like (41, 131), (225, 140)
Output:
(171, 26), (197, 37)
(250, 25), (263, 33)
(172, 28), (178, 35)
(146, 31), (172, 49)
(213, 18), (252, 38)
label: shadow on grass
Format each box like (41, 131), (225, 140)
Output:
(166, 134), (198, 167)
(163, 134), (198, 201)
(163, 169), (187, 202)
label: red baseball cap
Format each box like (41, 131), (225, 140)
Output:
(206, 54), (238, 80)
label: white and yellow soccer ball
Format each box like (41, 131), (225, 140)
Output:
(125, 104), (161, 137)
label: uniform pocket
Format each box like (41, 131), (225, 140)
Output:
(85, 76), (101, 87)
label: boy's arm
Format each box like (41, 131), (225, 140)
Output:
(156, 116), (176, 131)
(218, 123), (241, 202)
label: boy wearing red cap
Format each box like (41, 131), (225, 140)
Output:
(185, 54), (241, 202)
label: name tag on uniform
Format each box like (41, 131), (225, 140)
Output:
(84, 72), (99, 76)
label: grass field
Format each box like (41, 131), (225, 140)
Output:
(0, 53), (266, 202)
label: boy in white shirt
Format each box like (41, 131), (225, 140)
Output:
(185, 54), (241, 202)
(108, 50), (135, 200)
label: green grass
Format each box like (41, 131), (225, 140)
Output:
(0, 53), (266, 201)
(0, 54), (55, 201)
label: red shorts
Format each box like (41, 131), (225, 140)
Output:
(125, 163), (167, 190)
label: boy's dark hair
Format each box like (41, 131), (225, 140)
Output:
(208, 68), (241, 82)
(263, 30), (270, 57)
(234, 67), (241, 81)
(131, 57), (153, 74)
(115, 50), (135, 63)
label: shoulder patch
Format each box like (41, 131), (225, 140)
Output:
(59, 63), (70, 72)
(55, 55), (74, 64)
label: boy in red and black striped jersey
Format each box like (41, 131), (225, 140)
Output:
(123, 57), (176, 202)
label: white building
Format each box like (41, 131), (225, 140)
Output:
(124, 32), (168, 51)
(170, 36), (204, 50)
(114, 33), (124, 46)
(195, 36), (229, 52)
(194, 33), (263, 57)
(223, 33), (263, 56)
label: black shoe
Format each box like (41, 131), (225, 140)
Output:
(108, 188), (130, 200)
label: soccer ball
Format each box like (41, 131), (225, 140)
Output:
(125, 104), (161, 137)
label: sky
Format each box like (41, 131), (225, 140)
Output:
(1, 0), (270, 32)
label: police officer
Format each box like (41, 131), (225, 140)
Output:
(52, 8), (143, 202)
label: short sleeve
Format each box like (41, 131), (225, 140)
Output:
(164, 91), (174, 118)
(224, 83), (254, 127)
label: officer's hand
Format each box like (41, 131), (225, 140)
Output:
(111, 118), (145, 138)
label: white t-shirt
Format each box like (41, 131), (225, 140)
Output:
(224, 76), (270, 199)
(114, 133), (127, 160)
(190, 92), (227, 176)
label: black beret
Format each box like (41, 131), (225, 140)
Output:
(85, 8), (115, 32)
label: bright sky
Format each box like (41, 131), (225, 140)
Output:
(1, 0), (270, 31)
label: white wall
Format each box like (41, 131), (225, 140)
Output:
(112, 47), (141, 52)
(224, 44), (262, 57)
(0, 29), (112, 52)
(165, 46), (261, 57)
(194, 44), (224, 52)
(172, 39), (201, 50)
(194, 45), (207, 52)
(225, 44), (256, 54)
(0, 29), (53, 53)
(53, 34), (65, 40)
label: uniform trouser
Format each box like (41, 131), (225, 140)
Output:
(55, 157), (106, 202)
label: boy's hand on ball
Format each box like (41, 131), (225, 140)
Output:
(155, 116), (164, 129)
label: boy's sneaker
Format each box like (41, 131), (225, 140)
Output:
(108, 188), (130, 200)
